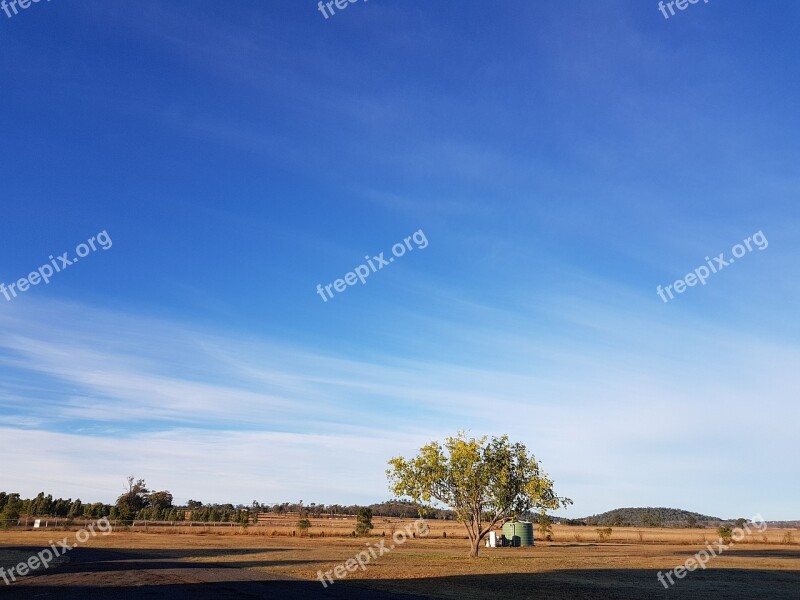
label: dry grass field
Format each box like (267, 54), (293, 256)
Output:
(142, 515), (797, 545)
(2, 517), (799, 599)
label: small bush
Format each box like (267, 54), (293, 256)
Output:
(296, 518), (310, 536)
(537, 515), (554, 542)
(596, 527), (612, 541)
(356, 508), (374, 536)
(717, 527), (733, 544)
(782, 531), (795, 545)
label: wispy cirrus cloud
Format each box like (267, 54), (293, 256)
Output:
(1, 289), (798, 517)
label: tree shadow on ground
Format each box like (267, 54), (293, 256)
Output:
(1, 546), (327, 575)
(722, 548), (800, 559)
(666, 546), (800, 560)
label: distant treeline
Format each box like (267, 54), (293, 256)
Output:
(0, 490), (239, 524)
(575, 507), (725, 528)
(262, 499), (454, 520)
(0, 492), (110, 521)
(9, 488), (779, 529)
(0, 483), (450, 525)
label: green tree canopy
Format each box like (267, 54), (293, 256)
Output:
(114, 476), (150, 521)
(0, 494), (22, 528)
(387, 432), (571, 557)
(356, 507), (374, 536)
(148, 491), (174, 513)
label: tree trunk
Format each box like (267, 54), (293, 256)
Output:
(470, 536), (481, 558)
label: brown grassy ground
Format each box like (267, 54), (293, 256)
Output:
(91, 515), (798, 545)
(2, 520), (799, 599)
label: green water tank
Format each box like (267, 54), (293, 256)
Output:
(502, 520), (534, 547)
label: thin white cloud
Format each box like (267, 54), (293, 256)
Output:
(0, 293), (797, 518)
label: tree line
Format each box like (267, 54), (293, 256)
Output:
(0, 492), (109, 523)
(0, 480), (450, 525)
(254, 499), (454, 520)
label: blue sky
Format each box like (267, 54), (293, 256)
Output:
(0, 0), (798, 519)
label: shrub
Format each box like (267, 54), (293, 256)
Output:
(355, 507), (374, 536)
(596, 527), (612, 541)
(782, 531), (795, 545)
(537, 515), (554, 541)
(717, 527), (733, 544)
(297, 518), (310, 536)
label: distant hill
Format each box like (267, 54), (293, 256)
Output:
(576, 507), (722, 528)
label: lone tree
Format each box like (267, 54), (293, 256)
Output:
(718, 526), (733, 544)
(388, 433), (571, 558)
(297, 518), (311, 535)
(356, 507), (374, 536)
